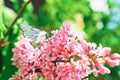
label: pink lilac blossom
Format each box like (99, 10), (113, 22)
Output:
(9, 21), (120, 80)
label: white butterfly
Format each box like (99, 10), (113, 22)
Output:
(20, 23), (49, 43)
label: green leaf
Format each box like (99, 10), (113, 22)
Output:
(73, 55), (80, 61)
(36, 75), (40, 80)
(32, 42), (40, 47)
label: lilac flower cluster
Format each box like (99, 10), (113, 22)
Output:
(9, 21), (120, 80)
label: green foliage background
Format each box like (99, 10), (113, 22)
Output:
(0, 0), (120, 80)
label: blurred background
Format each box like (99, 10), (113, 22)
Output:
(0, 0), (120, 80)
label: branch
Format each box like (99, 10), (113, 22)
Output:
(0, 0), (32, 48)
(4, 0), (32, 38)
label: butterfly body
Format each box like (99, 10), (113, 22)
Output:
(20, 23), (48, 43)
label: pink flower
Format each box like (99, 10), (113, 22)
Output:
(105, 53), (120, 67)
(93, 69), (99, 77)
(10, 21), (120, 80)
(109, 53), (120, 59)
(9, 73), (21, 80)
(95, 62), (110, 74)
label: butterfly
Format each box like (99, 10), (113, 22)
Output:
(20, 23), (49, 43)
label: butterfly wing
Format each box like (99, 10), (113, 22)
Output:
(20, 23), (48, 42)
